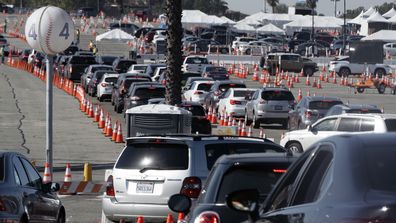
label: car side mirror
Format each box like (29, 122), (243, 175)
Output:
(226, 189), (260, 222)
(168, 194), (191, 214)
(308, 125), (315, 132)
(42, 182), (60, 193)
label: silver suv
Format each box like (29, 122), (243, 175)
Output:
(245, 87), (295, 129)
(102, 135), (287, 222)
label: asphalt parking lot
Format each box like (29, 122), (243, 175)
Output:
(2, 29), (396, 222)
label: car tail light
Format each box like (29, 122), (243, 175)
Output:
(194, 211), (220, 223)
(194, 91), (203, 95)
(305, 110), (313, 118)
(106, 175), (115, 197)
(259, 99), (267, 104)
(130, 96), (140, 101)
(230, 100), (241, 105)
(180, 176), (201, 199)
(101, 83), (108, 87)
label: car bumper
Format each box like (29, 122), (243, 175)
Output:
(102, 197), (176, 222)
(256, 111), (289, 120)
(227, 107), (246, 117)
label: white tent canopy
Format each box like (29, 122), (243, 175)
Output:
(181, 10), (225, 25)
(348, 10), (364, 24)
(388, 13), (396, 23)
(367, 11), (389, 23)
(361, 30), (396, 42)
(363, 7), (376, 18)
(220, 16), (236, 24)
(256, 23), (285, 35)
(95, 29), (135, 42)
(383, 7), (396, 18)
(232, 23), (256, 32)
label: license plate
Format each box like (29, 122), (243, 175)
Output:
(136, 182), (154, 193)
(275, 105), (283, 110)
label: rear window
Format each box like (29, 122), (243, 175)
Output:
(261, 90), (294, 101)
(205, 143), (284, 169)
(118, 61), (136, 70)
(365, 146), (396, 192)
(186, 57), (209, 64)
(124, 79), (151, 88)
(216, 163), (289, 202)
(180, 105), (205, 116)
(206, 67), (227, 73)
(197, 83), (213, 91)
(70, 56), (96, 64)
(309, 100), (343, 109)
(92, 66), (113, 73)
(347, 109), (382, 114)
(134, 66), (147, 71)
(0, 156), (3, 181)
(135, 87), (166, 99)
(104, 77), (118, 83)
(116, 143), (188, 170)
(219, 84), (246, 92)
(385, 119), (396, 132)
(234, 90), (255, 98)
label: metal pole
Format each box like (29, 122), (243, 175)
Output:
(334, 0), (337, 17)
(343, 0), (346, 54)
(45, 55), (53, 175)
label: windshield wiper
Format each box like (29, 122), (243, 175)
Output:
(139, 166), (162, 173)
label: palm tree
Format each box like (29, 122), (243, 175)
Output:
(306, 0), (317, 41)
(267, 0), (279, 13)
(165, 0), (183, 106)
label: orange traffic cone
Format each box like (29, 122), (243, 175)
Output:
(166, 214), (174, 223)
(240, 122), (247, 136)
(177, 213), (185, 223)
(247, 125), (252, 137)
(305, 75), (310, 86)
(94, 105), (99, 122)
(88, 102), (94, 118)
(317, 79), (322, 89)
(312, 78), (317, 88)
(259, 128), (266, 138)
(64, 163), (72, 182)
(115, 123), (124, 143)
(112, 121), (118, 141)
(325, 73), (329, 83)
(43, 162), (52, 183)
(219, 113), (224, 126)
(297, 88), (302, 102)
(106, 118), (113, 137)
(252, 71), (258, 81)
(207, 106), (212, 121)
(98, 109), (105, 129)
(136, 216), (144, 223)
(307, 90), (311, 97)
(237, 119), (242, 135)
(319, 72), (324, 81)
(333, 75), (337, 84)
(300, 68), (304, 77)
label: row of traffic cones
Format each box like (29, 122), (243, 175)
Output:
(120, 212), (185, 223)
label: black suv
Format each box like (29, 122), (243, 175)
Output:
(123, 82), (165, 112)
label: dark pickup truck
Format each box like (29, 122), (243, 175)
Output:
(65, 56), (97, 81)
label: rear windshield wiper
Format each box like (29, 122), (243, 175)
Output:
(139, 166), (162, 173)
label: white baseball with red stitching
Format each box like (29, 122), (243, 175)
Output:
(25, 6), (75, 55)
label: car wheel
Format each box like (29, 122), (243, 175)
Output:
(245, 49), (251, 55)
(116, 104), (123, 114)
(357, 87), (364, 93)
(98, 96), (104, 102)
(374, 69), (385, 78)
(339, 67), (350, 77)
(283, 119), (289, 130)
(57, 210), (66, 223)
(303, 67), (314, 77)
(253, 113), (260, 129)
(377, 83), (386, 94)
(287, 142), (303, 153)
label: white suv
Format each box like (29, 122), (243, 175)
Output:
(182, 56), (210, 73)
(280, 113), (396, 153)
(102, 135), (287, 222)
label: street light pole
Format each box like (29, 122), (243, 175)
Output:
(342, 0), (346, 54)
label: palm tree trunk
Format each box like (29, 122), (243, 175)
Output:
(165, 0), (183, 106)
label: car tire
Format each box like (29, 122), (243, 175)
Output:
(253, 113), (260, 129)
(115, 104), (123, 114)
(303, 67), (314, 77)
(98, 96), (104, 102)
(20, 214), (28, 223)
(286, 142), (303, 153)
(245, 49), (251, 55)
(339, 67), (350, 77)
(57, 210), (66, 223)
(282, 119), (289, 130)
(357, 87), (364, 93)
(377, 83), (386, 94)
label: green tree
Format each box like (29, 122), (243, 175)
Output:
(165, 0), (183, 106)
(267, 0), (279, 13)
(274, 3), (288, 14)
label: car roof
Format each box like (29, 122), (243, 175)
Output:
(328, 113), (396, 119)
(126, 135), (280, 144)
(305, 96), (342, 101)
(334, 104), (379, 110)
(192, 80), (215, 84)
(215, 152), (292, 165)
(214, 80), (245, 84)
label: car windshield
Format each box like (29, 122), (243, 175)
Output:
(261, 90), (294, 101)
(124, 79), (151, 89)
(197, 83), (213, 91)
(180, 105), (205, 116)
(219, 83), (246, 92)
(385, 119), (396, 131)
(365, 146), (396, 192)
(205, 143), (284, 169)
(186, 57), (209, 64)
(309, 100), (343, 109)
(347, 109), (382, 114)
(70, 56), (96, 64)
(216, 163), (289, 202)
(135, 87), (165, 99)
(115, 143), (188, 170)
(0, 155), (3, 182)
(133, 66), (147, 71)
(234, 90), (255, 98)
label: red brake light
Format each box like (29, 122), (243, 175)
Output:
(180, 176), (201, 199)
(195, 211), (220, 223)
(101, 83), (108, 87)
(161, 79), (166, 85)
(273, 169), (287, 173)
(106, 175), (115, 197)
(305, 110), (313, 117)
(230, 99), (241, 105)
